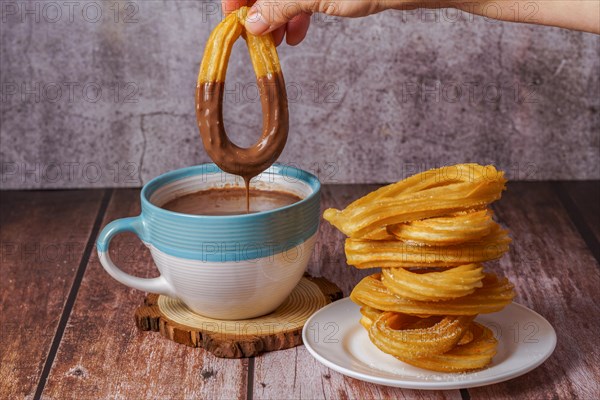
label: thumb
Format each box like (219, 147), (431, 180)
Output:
(245, 1), (315, 35)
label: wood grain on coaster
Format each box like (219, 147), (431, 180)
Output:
(135, 276), (343, 358)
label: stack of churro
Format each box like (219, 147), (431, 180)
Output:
(324, 164), (515, 372)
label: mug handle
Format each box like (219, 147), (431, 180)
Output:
(96, 216), (176, 297)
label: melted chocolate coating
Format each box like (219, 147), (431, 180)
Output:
(196, 72), (289, 184)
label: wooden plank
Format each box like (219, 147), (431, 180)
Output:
(0, 190), (105, 400)
(559, 181), (600, 256)
(560, 181), (600, 239)
(253, 184), (462, 399)
(469, 182), (600, 398)
(253, 347), (462, 400)
(19, 182), (598, 398)
(41, 189), (248, 399)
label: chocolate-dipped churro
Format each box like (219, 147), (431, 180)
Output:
(196, 7), (289, 209)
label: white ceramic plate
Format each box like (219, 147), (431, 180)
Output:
(302, 298), (556, 390)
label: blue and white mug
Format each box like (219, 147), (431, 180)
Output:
(96, 163), (321, 319)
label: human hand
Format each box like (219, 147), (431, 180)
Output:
(222, 1), (599, 47)
(221, 0), (396, 46)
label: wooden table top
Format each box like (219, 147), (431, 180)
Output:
(1, 182), (599, 399)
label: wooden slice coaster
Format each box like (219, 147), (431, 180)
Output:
(135, 276), (343, 358)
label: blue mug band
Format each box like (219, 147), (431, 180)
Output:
(97, 164), (321, 262)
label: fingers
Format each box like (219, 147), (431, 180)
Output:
(245, 0), (313, 35)
(286, 13), (311, 46)
(222, 0), (312, 46)
(271, 26), (286, 46)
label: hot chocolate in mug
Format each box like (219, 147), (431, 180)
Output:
(96, 164), (321, 320)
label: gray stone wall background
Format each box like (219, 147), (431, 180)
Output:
(1, 0), (598, 189)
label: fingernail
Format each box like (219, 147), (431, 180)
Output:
(245, 7), (270, 35)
